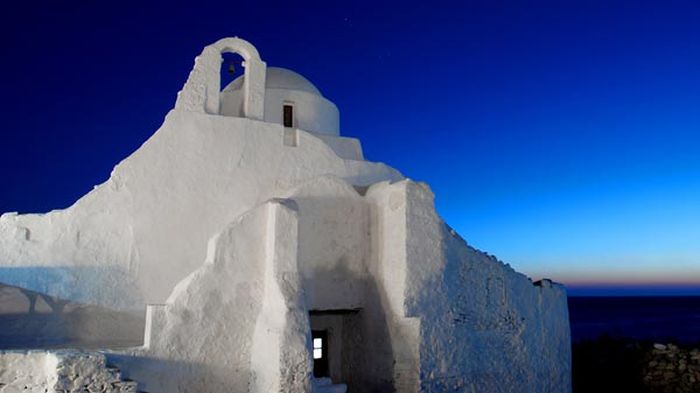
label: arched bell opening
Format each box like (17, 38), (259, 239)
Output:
(218, 52), (247, 117)
(220, 52), (245, 92)
(202, 37), (267, 120)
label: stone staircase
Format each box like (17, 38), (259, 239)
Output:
(0, 350), (143, 393)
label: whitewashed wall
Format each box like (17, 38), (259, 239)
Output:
(106, 177), (570, 393)
(108, 200), (311, 393)
(0, 113), (401, 311)
(368, 180), (572, 392)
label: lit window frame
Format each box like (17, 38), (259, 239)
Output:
(313, 337), (323, 359)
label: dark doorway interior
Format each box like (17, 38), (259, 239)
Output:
(309, 309), (362, 389)
(283, 104), (294, 127)
(312, 329), (329, 377)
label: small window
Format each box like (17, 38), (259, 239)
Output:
(313, 338), (323, 359)
(283, 104), (294, 127)
(312, 330), (329, 377)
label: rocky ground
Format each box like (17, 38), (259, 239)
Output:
(642, 343), (700, 393)
(573, 337), (700, 393)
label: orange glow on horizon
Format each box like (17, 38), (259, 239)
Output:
(528, 270), (700, 287)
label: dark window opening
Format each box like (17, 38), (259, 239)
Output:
(283, 104), (294, 127)
(312, 330), (329, 378)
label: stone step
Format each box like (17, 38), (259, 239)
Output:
(0, 350), (146, 393)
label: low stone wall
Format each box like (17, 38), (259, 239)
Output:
(0, 350), (138, 393)
(643, 343), (700, 393)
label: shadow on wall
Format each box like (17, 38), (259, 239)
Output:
(0, 266), (143, 309)
(307, 264), (397, 393)
(0, 281), (145, 350)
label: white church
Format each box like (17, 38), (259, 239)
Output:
(0, 38), (571, 393)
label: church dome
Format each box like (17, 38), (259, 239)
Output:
(223, 67), (322, 96)
(220, 65), (339, 136)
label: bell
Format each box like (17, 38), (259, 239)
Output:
(227, 63), (235, 75)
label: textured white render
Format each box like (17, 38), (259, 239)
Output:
(370, 181), (571, 392)
(0, 351), (58, 392)
(0, 351), (138, 392)
(0, 37), (571, 392)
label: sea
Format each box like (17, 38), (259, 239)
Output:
(568, 296), (700, 344)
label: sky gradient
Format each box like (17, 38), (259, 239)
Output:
(1, 1), (699, 295)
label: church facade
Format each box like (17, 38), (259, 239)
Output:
(0, 38), (570, 393)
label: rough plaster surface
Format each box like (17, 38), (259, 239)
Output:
(390, 181), (571, 392)
(0, 37), (571, 392)
(0, 351), (137, 393)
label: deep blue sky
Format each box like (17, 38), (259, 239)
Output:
(1, 1), (699, 294)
